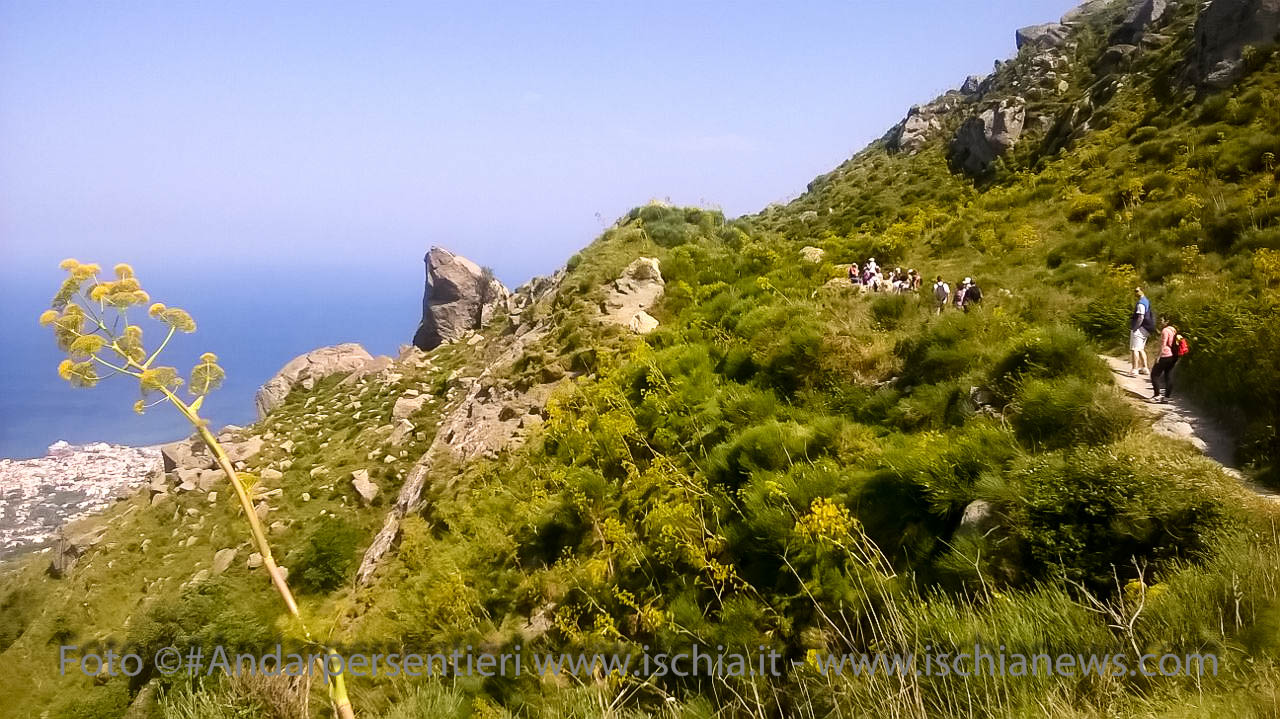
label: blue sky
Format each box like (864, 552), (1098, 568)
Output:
(2, 0), (1079, 287)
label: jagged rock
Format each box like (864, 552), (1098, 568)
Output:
(196, 469), (224, 492)
(255, 344), (374, 418)
(627, 311), (660, 334)
(351, 470), (379, 505)
(388, 419), (415, 445)
(961, 75), (983, 95)
(188, 569), (210, 586)
(949, 99), (1026, 175)
(212, 548), (237, 574)
(339, 355), (395, 386)
(1097, 43), (1140, 73)
(412, 246), (510, 350)
(601, 257), (664, 330)
(887, 105), (943, 153)
(261, 468), (283, 482)
(1111, 0), (1172, 44)
(160, 438), (214, 472)
(1192, 0), (1280, 88)
(247, 552), (264, 569)
(1061, 0), (1116, 24)
(223, 436), (263, 464)
(799, 246), (825, 263)
(393, 395), (428, 420)
(174, 468), (200, 492)
(955, 500), (997, 541)
(1015, 22), (1070, 49)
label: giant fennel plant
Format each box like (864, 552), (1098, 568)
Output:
(39, 259), (356, 719)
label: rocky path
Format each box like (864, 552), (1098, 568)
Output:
(1101, 354), (1280, 502)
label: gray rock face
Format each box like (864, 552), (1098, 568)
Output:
(961, 75), (983, 95)
(222, 436), (263, 464)
(1192, 0), (1280, 88)
(888, 105), (943, 153)
(1111, 0), (1172, 44)
(1015, 22), (1070, 49)
(351, 470), (379, 505)
(1061, 0), (1118, 24)
(601, 257), (664, 332)
(161, 438), (214, 473)
(949, 99), (1026, 175)
(412, 246), (511, 350)
(255, 343), (374, 418)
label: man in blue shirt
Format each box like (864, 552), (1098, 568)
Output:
(1130, 287), (1153, 376)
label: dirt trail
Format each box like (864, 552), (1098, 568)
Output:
(1101, 354), (1280, 502)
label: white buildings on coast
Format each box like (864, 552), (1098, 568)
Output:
(0, 441), (160, 558)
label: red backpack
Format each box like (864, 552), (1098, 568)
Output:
(1173, 333), (1189, 358)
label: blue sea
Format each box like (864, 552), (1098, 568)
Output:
(0, 262), (428, 459)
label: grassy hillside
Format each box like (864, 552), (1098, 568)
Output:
(3, 1), (1280, 717)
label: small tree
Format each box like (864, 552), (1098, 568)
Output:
(39, 259), (355, 719)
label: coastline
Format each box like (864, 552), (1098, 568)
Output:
(0, 440), (165, 559)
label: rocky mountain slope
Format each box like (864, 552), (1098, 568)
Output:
(2, 0), (1280, 717)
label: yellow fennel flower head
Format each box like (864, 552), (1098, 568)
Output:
(199, 352), (218, 363)
(89, 283), (112, 302)
(148, 302), (167, 318)
(71, 263), (101, 281)
(133, 399), (146, 414)
(59, 258), (81, 271)
(113, 263), (135, 279)
(161, 307), (196, 333)
(57, 358), (75, 380)
(38, 309), (58, 326)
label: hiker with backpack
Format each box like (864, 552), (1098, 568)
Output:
(933, 276), (950, 314)
(1129, 287), (1155, 377)
(848, 262), (861, 286)
(1150, 317), (1188, 403)
(960, 277), (982, 310)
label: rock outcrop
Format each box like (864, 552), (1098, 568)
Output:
(1191, 0), (1280, 88)
(887, 105), (942, 154)
(356, 322), (556, 585)
(255, 343), (375, 418)
(412, 246), (511, 350)
(948, 99), (1026, 175)
(1015, 22), (1070, 50)
(1111, 0), (1172, 45)
(601, 258), (665, 333)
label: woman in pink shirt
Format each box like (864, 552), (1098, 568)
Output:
(1150, 317), (1179, 403)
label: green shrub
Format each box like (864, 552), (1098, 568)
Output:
(1005, 438), (1230, 590)
(1067, 193), (1109, 222)
(989, 326), (1105, 400)
(290, 517), (363, 593)
(1012, 377), (1135, 449)
(869, 293), (913, 330)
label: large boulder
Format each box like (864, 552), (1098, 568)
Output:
(1015, 22), (1070, 50)
(160, 437), (214, 472)
(412, 246), (511, 350)
(887, 105), (942, 154)
(1191, 0), (1280, 88)
(601, 258), (664, 333)
(1061, 0), (1117, 24)
(1111, 0), (1172, 44)
(948, 99), (1026, 175)
(255, 344), (374, 418)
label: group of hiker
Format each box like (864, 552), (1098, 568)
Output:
(846, 259), (984, 313)
(847, 258), (921, 293)
(1129, 287), (1189, 403)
